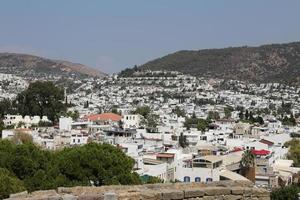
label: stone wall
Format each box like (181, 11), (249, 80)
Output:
(5, 180), (270, 200)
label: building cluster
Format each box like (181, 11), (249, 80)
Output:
(1, 70), (300, 189)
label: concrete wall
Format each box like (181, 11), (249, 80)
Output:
(6, 180), (270, 200)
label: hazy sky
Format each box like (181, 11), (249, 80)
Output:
(0, 0), (299, 74)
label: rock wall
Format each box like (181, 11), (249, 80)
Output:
(6, 180), (270, 200)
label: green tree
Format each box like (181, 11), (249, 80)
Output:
(173, 106), (185, 117)
(0, 140), (141, 195)
(224, 106), (233, 119)
(65, 110), (80, 121)
(146, 114), (159, 132)
(241, 150), (255, 168)
(0, 168), (25, 199)
(207, 111), (220, 121)
(241, 149), (255, 182)
(271, 185), (300, 200)
(184, 117), (209, 132)
(15, 81), (66, 122)
(178, 133), (188, 148)
(256, 116), (264, 125)
(285, 139), (300, 167)
(0, 98), (15, 117)
(133, 106), (151, 118)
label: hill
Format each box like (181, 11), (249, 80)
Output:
(133, 42), (300, 85)
(0, 53), (106, 78)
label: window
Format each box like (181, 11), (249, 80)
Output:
(206, 178), (212, 183)
(78, 139), (80, 143)
(73, 139), (75, 143)
(263, 167), (267, 173)
(195, 177), (201, 182)
(183, 176), (190, 182)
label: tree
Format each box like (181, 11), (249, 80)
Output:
(285, 139), (300, 167)
(245, 110), (249, 120)
(184, 117), (209, 132)
(224, 106), (233, 119)
(256, 116), (264, 125)
(84, 101), (89, 108)
(238, 110), (244, 120)
(173, 106), (185, 117)
(178, 133), (188, 148)
(197, 119), (209, 132)
(271, 185), (300, 200)
(11, 131), (33, 145)
(15, 81), (66, 122)
(65, 110), (80, 121)
(241, 149), (255, 182)
(146, 114), (159, 132)
(207, 111), (220, 121)
(132, 106), (151, 118)
(141, 175), (163, 184)
(0, 140), (141, 194)
(111, 107), (119, 114)
(0, 168), (25, 199)
(0, 98), (15, 117)
(282, 115), (296, 126)
(241, 150), (255, 168)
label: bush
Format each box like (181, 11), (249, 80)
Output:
(0, 140), (141, 196)
(271, 185), (300, 200)
(0, 168), (25, 199)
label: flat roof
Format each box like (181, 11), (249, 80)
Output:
(197, 155), (222, 163)
(220, 170), (250, 181)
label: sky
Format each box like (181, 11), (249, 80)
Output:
(0, 0), (300, 74)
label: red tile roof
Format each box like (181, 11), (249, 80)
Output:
(259, 139), (274, 146)
(156, 153), (175, 158)
(83, 113), (122, 122)
(251, 149), (270, 156)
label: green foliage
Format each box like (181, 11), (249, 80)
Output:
(282, 114), (296, 126)
(184, 116), (209, 132)
(0, 168), (25, 199)
(178, 133), (188, 148)
(38, 121), (53, 127)
(63, 110), (80, 121)
(137, 42), (300, 85)
(173, 106), (185, 117)
(11, 131), (33, 144)
(15, 81), (66, 122)
(141, 175), (163, 184)
(285, 139), (300, 167)
(119, 65), (138, 77)
(0, 140), (141, 196)
(239, 109), (264, 125)
(133, 106), (151, 118)
(241, 150), (255, 168)
(278, 101), (292, 115)
(0, 98), (15, 117)
(146, 114), (159, 132)
(194, 98), (215, 106)
(207, 111), (220, 121)
(224, 106), (233, 119)
(271, 185), (300, 200)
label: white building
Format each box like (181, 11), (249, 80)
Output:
(123, 114), (141, 129)
(3, 114), (50, 127)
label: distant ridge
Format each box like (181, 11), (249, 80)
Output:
(0, 53), (107, 78)
(130, 42), (300, 85)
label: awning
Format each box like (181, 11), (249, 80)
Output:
(251, 149), (270, 155)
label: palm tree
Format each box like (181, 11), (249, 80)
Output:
(241, 149), (255, 182)
(241, 150), (255, 167)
